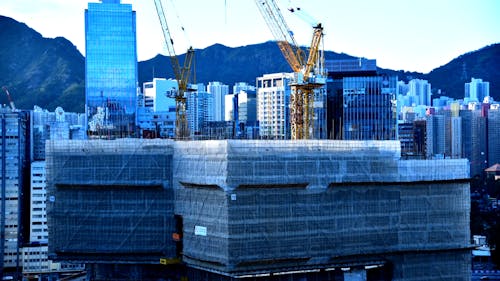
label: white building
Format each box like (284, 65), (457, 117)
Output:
(23, 161), (84, 275)
(465, 78), (490, 103)
(139, 79), (178, 138)
(256, 73), (293, 139)
(30, 162), (47, 243)
(207, 81), (229, 121)
(143, 78), (177, 112)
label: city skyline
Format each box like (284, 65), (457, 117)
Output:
(1, 0), (499, 73)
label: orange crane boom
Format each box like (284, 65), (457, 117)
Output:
(255, 0), (325, 139)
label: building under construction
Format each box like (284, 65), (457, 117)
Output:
(46, 139), (471, 280)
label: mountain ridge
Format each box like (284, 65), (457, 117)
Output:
(0, 15), (498, 113)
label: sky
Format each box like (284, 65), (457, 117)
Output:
(1, 0), (499, 73)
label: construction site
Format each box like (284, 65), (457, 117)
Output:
(42, 1), (471, 280)
(45, 139), (472, 280)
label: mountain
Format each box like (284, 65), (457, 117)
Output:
(0, 15), (498, 112)
(375, 44), (500, 100)
(0, 16), (85, 112)
(426, 44), (500, 99)
(137, 42), (355, 88)
(140, 43), (500, 101)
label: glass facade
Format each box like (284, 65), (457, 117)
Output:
(85, 1), (137, 138)
(343, 76), (397, 140)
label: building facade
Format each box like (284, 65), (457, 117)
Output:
(465, 78), (490, 103)
(408, 79), (432, 106)
(488, 105), (500, 166)
(143, 78), (177, 113)
(256, 73), (293, 139)
(85, 0), (138, 138)
(342, 75), (398, 140)
(187, 84), (214, 136)
(461, 108), (488, 177)
(207, 82), (229, 122)
(325, 58), (378, 139)
(0, 109), (29, 276)
(426, 114), (446, 158)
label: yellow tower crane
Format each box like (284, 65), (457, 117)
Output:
(255, 0), (325, 139)
(153, 0), (195, 140)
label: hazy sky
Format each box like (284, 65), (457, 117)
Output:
(2, 0), (499, 73)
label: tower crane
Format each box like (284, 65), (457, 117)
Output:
(153, 0), (195, 139)
(1, 86), (16, 111)
(255, 0), (325, 139)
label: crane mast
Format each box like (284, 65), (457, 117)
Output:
(153, 0), (194, 139)
(255, 0), (325, 139)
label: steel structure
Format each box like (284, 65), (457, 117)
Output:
(255, 0), (325, 139)
(153, 0), (195, 139)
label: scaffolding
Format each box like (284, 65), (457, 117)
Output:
(45, 139), (176, 262)
(174, 140), (471, 279)
(45, 139), (472, 280)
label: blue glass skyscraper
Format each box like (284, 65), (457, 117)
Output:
(342, 75), (398, 140)
(85, 0), (137, 138)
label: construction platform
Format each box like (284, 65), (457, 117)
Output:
(46, 139), (471, 280)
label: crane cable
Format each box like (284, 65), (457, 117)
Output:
(167, 0), (192, 48)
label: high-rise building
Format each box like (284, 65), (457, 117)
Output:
(488, 105), (500, 166)
(426, 114), (447, 158)
(398, 122), (415, 156)
(408, 79), (432, 106)
(0, 109), (28, 275)
(187, 84), (214, 136)
(21, 107), (85, 276)
(207, 82), (229, 122)
(23, 161), (84, 275)
(256, 73), (293, 139)
(325, 58), (378, 139)
(256, 73), (326, 140)
(413, 120), (427, 157)
(465, 78), (490, 103)
(342, 75), (398, 140)
(236, 90), (257, 124)
(85, 0), (138, 138)
(461, 109), (487, 177)
(450, 116), (463, 159)
(224, 94), (237, 122)
(224, 83), (259, 139)
(226, 82), (257, 123)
